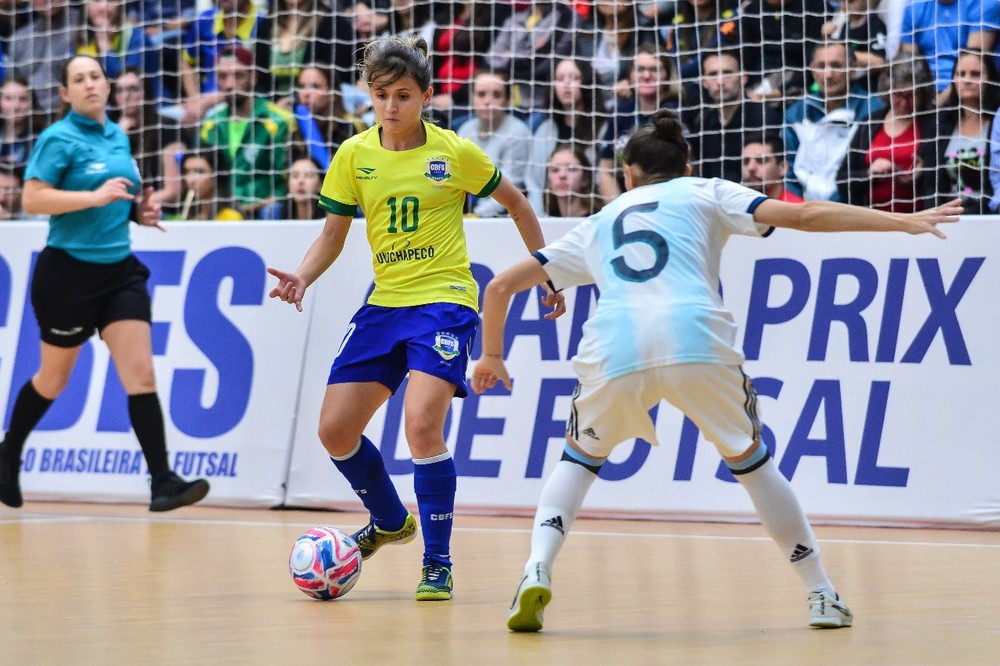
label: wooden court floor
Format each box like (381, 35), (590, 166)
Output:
(2, 503), (999, 664)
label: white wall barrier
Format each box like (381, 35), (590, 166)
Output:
(1, 217), (997, 527)
(0, 222), (320, 507)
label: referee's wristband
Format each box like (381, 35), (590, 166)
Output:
(545, 279), (561, 294)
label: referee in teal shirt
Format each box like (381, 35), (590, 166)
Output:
(0, 55), (210, 512)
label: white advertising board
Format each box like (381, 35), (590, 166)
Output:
(0, 222), (319, 507)
(3, 216), (998, 527)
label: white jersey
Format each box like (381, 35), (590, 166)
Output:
(538, 177), (771, 384)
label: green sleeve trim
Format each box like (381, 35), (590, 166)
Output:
(474, 167), (502, 199)
(318, 194), (357, 216)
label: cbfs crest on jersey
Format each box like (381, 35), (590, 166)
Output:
(424, 158), (451, 185)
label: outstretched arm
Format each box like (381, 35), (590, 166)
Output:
(490, 176), (567, 319)
(470, 255), (551, 394)
(754, 198), (963, 238)
(267, 213), (353, 312)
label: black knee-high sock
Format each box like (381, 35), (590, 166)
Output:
(0, 381), (54, 462)
(128, 393), (171, 480)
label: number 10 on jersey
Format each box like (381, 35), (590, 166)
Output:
(387, 196), (420, 233)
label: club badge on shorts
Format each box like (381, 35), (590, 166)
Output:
(433, 331), (461, 361)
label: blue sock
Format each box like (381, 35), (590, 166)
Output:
(413, 453), (456, 567)
(330, 435), (408, 530)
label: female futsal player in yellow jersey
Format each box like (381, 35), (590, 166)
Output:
(268, 35), (565, 600)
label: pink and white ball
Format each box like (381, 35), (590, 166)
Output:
(289, 527), (363, 600)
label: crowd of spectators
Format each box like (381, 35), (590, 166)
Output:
(1, 0), (999, 220)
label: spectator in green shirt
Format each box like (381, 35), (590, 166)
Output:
(198, 46), (295, 220)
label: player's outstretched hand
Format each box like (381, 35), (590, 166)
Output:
(267, 267), (307, 312)
(136, 186), (165, 232)
(541, 287), (567, 320)
(906, 198), (963, 239)
(470, 356), (512, 394)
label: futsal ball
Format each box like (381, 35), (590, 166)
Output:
(288, 526), (363, 600)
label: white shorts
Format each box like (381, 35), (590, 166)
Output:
(567, 363), (761, 460)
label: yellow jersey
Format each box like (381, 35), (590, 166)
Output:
(318, 121), (501, 309)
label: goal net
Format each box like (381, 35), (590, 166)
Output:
(0, 0), (996, 221)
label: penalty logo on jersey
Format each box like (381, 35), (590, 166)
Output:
(433, 331), (461, 361)
(424, 158), (451, 184)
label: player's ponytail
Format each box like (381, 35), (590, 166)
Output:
(621, 109), (690, 183)
(361, 35), (432, 91)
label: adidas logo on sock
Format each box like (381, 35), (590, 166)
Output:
(540, 515), (565, 534)
(581, 428), (600, 440)
(790, 543), (814, 563)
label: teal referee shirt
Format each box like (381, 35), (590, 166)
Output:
(24, 110), (141, 264)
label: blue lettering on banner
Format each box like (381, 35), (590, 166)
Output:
(697, 377), (906, 487)
(3, 248), (264, 437)
(458, 371), (909, 487)
(0, 254), (10, 328)
(30, 447), (146, 474)
(0, 255), (9, 379)
(469, 262), (494, 359)
(473, 260), (568, 361)
(19, 447), (238, 477)
(875, 258), (908, 362)
(171, 247), (263, 437)
(743, 257), (983, 364)
(900, 258), (982, 365)
(455, 384), (505, 478)
(525, 377), (577, 478)
(471, 262), (597, 362)
(673, 415), (705, 481)
(567, 285), (599, 360)
(809, 258), (879, 361)
(362, 296), (917, 489)
(173, 450), (239, 477)
(854, 381), (908, 486)
(779, 380), (850, 483)
(743, 258), (810, 361)
(506, 287), (561, 360)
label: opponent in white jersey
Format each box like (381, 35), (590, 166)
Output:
(471, 109), (963, 633)
(543, 176), (771, 385)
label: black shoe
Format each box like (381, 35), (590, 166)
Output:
(0, 443), (23, 508)
(149, 472), (210, 512)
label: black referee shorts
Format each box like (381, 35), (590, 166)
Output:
(30, 247), (152, 348)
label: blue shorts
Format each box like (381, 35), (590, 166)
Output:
(327, 302), (479, 398)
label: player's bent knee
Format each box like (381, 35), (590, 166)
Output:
(561, 440), (605, 475)
(724, 441), (770, 476)
(317, 424), (360, 458)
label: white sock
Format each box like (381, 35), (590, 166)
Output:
(735, 458), (835, 595)
(525, 459), (598, 577)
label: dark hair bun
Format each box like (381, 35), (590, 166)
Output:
(409, 36), (430, 58)
(651, 109), (684, 143)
